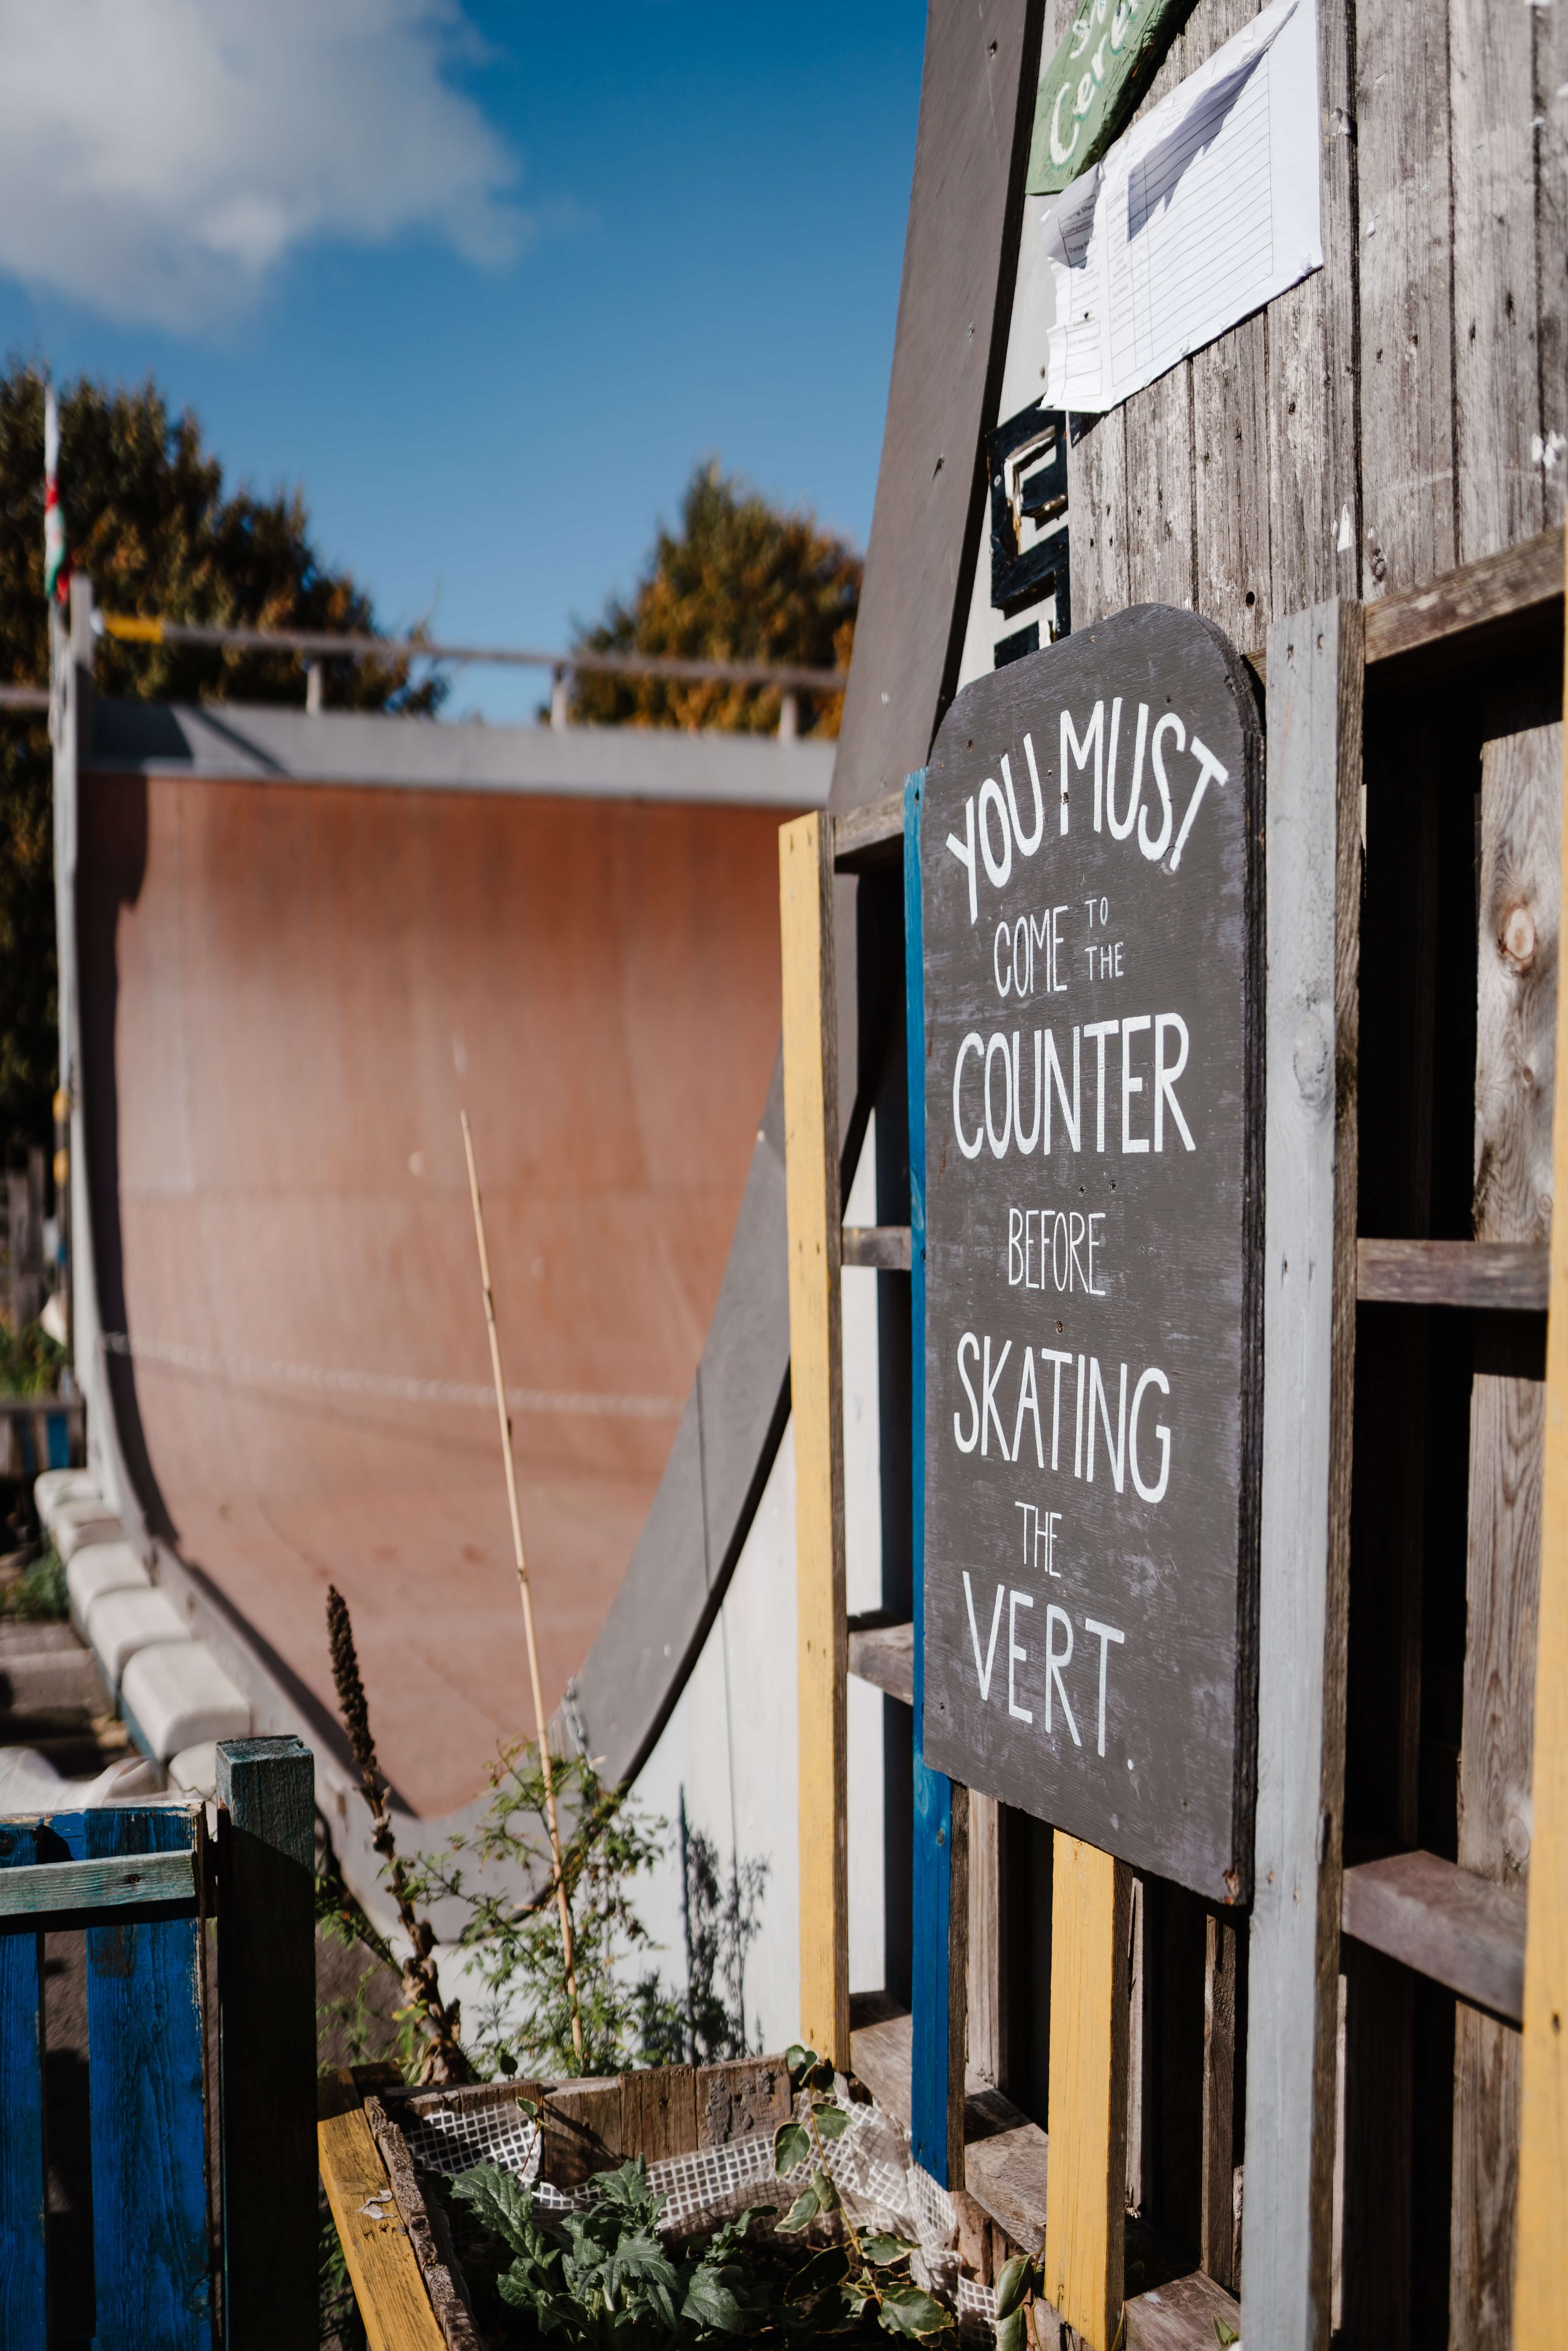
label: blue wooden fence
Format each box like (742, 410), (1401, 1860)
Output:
(0, 1735), (315, 2351)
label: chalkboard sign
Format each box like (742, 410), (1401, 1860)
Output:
(919, 605), (1262, 1902)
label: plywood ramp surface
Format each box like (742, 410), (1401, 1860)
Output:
(78, 774), (789, 1813)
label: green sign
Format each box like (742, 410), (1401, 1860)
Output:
(1026, 0), (1186, 195)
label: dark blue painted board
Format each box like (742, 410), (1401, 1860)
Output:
(0, 1821), (48, 2350)
(905, 767), (955, 2184)
(84, 1806), (213, 2351)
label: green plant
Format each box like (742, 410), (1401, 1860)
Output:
(771, 2046), (953, 2342)
(405, 1742), (669, 2079)
(452, 2155), (771, 2348)
(0, 1317), (65, 1396)
(315, 1835), (425, 2079)
(0, 1542), (67, 1621)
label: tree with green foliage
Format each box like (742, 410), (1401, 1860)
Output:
(569, 462), (860, 738)
(0, 360), (440, 1168)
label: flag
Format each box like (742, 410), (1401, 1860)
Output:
(44, 385), (65, 606)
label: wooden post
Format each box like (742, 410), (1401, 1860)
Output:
(781, 809), (849, 2070)
(1242, 598), (1362, 2348)
(1449, 722), (1560, 2343)
(1044, 1831), (1131, 2350)
(1201, 1911), (1239, 2292)
(1514, 572), (1568, 2343)
(904, 767), (965, 2185)
(218, 1734), (317, 2351)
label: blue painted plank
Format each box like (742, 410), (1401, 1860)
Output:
(0, 1846), (196, 1920)
(0, 1820), (48, 2350)
(904, 767), (955, 2185)
(84, 1806), (213, 2351)
(46, 1411), (70, 1470)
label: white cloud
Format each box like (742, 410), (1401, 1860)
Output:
(0, 0), (529, 329)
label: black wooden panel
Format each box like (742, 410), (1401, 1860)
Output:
(918, 605), (1263, 1899)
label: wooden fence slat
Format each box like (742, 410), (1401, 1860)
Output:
(1200, 1912), (1239, 2293)
(1242, 598), (1362, 2348)
(0, 1846), (196, 1918)
(318, 2094), (447, 2351)
(218, 1734), (317, 2351)
(1513, 566), (1568, 2343)
(0, 1823), (46, 2350)
(904, 767), (963, 2185)
(1451, 723), (1560, 2345)
(84, 1804), (212, 2351)
(1044, 1831), (1131, 2351)
(781, 808), (849, 2069)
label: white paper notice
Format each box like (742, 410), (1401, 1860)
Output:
(1039, 0), (1322, 414)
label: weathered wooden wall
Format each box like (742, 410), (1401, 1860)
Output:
(1068, 0), (1567, 642)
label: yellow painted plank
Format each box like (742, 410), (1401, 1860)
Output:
(1514, 526), (1568, 2343)
(780, 809), (849, 2069)
(1045, 1830), (1130, 2351)
(319, 2103), (447, 2351)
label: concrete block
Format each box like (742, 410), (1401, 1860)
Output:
(53, 1500), (125, 1564)
(0, 1620), (108, 1716)
(85, 1586), (191, 1688)
(121, 1642), (250, 1761)
(36, 1468), (100, 1527)
(67, 1540), (151, 1636)
(167, 1741), (219, 1798)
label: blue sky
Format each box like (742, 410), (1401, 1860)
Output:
(0, 3), (924, 720)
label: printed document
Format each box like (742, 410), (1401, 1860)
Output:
(1038, 0), (1322, 413)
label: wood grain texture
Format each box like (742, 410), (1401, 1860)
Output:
(1356, 1238), (1549, 1310)
(968, 1788), (1002, 2086)
(0, 1844), (196, 1917)
(1343, 1850), (1527, 2022)
(840, 1224), (912, 1271)
(781, 809), (849, 2069)
(620, 2065), (698, 2162)
(1066, 410), (1131, 631)
(1353, 0), (1456, 598)
(1124, 365), (1196, 611)
(1536, 4), (1568, 539)
(1125, 2267), (1241, 2350)
(1045, 1830), (1131, 2351)
(1513, 551), (1568, 2347)
(0, 1823), (45, 2350)
(1192, 315), (1271, 649)
(84, 1804), (213, 2351)
(1451, 725), (1562, 2345)
(1362, 528), (1565, 668)
(319, 2098), (447, 2351)
(365, 2097), (483, 2351)
(829, 1), (1045, 811)
(1451, 0), (1544, 564)
(847, 1618), (914, 1704)
(218, 1735), (317, 2351)
(695, 2056), (792, 2148)
(1243, 599), (1362, 2351)
(832, 790), (904, 869)
(1200, 1913), (1237, 2291)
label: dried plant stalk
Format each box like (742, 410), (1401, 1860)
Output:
(326, 1583), (471, 2084)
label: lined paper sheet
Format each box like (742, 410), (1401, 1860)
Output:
(1039, 0), (1321, 414)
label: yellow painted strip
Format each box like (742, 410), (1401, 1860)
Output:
(319, 2104), (446, 2351)
(99, 611), (164, 644)
(1045, 1831), (1130, 2351)
(780, 809), (849, 2069)
(1514, 524), (1568, 2343)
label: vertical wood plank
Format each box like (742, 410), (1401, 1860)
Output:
(968, 1788), (1002, 2085)
(1123, 366), (1196, 610)
(85, 1804), (212, 2351)
(1536, 5), (1568, 538)
(1266, 0), (1359, 617)
(1451, 726), (1561, 2345)
(1515, 559), (1568, 2340)
(1450, 0), (1545, 563)
(317, 2091), (448, 2351)
(781, 809), (849, 2071)
(217, 1734), (316, 2351)
(0, 1823), (46, 2350)
(1044, 1832), (1131, 2351)
(1242, 597), (1362, 2351)
(1193, 318), (1272, 645)
(1066, 410), (1130, 630)
(904, 766), (961, 2185)
(1201, 1912), (1239, 2293)
(1353, 0), (1456, 598)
